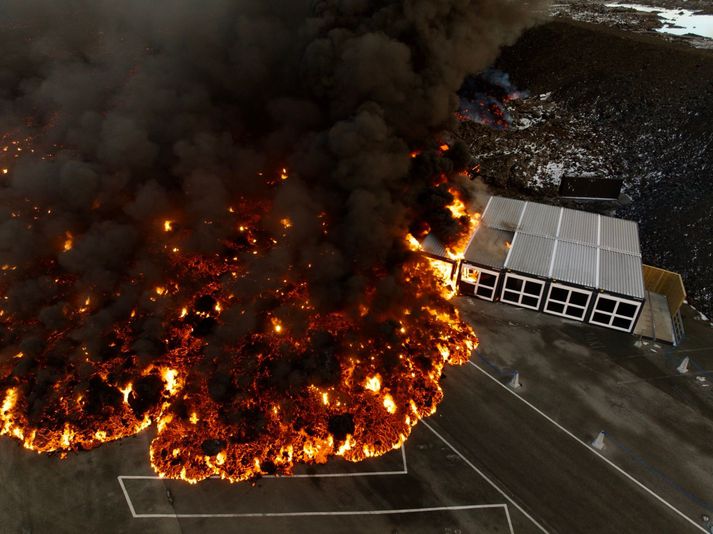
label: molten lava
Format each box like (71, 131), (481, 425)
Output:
(0, 158), (479, 483)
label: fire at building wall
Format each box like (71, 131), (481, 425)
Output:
(429, 195), (683, 342)
(457, 196), (645, 332)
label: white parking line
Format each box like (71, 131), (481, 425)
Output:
(126, 503), (510, 519)
(117, 476), (138, 518)
(119, 477), (513, 531)
(468, 359), (708, 533)
(119, 442), (511, 532)
(422, 420), (549, 534)
(401, 442), (408, 474)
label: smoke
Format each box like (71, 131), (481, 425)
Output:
(0, 0), (549, 474)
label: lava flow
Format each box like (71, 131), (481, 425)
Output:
(0, 0), (547, 484)
(0, 159), (478, 483)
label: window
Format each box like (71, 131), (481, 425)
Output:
(618, 302), (638, 317)
(588, 294), (641, 332)
(550, 287), (568, 302)
(480, 272), (497, 287)
(459, 264), (500, 302)
(544, 283), (592, 321)
(505, 277), (523, 292)
(597, 298), (616, 313)
(522, 296), (539, 308)
(570, 292), (589, 307)
(500, 273), (545, 310)
(461, 265), (479, 285)
(548, 302), (565, 314)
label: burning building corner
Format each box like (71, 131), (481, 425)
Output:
(458, 196), (646, 333)
(455, 195), (686, 343)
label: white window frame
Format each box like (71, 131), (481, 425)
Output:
(588, 293), (642, 333)
(460, 263), (479, 285)
(500, 273), (545, 311)
(459, 264), (500, 302)
(544, 283), (593, 322)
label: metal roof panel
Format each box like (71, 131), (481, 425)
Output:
(481, 196), (525, 232)
(599, 249), (645, 299)
(559, 208), (599, 246)
(505, 233), (556, 278)
(463, 226), (513, 269)
(600, 216), (641, 256)
(519, 202), (561, 238)
(475, 195), (645, 298)
(551, 241), (598, 288)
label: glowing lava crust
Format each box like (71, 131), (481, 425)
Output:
(0, 162), (478, 484)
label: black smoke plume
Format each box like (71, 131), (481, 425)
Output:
(0, 0), (548, 478)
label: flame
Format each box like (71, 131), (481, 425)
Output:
(445, 188), (468, 221)
(406, 234), (422, 252)
(444, 191), (480, 260)
(364, 375), (381, 393)
(382, 394), (397, 414)
(164, 220), (174, 232)
(119, 384), (133, 404)
(505, 241), (512, 249)
(63, 232), (73, 252)
(161, 368), (182, 396)
(0, 171), (480, 484)
(1, 388), (17, 434)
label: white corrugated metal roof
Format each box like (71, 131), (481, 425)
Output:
(599, 249), (646, 299)
(559, 208), (599, 246)
(469, 196), (645, 299)
(519, 202), (561, 238)
(463, 226), (513, 268)
(599, 216), (641, 255)
(481, 196), (525, 232)
(504, 233), (556, 278)
(550, 240), (598, 288)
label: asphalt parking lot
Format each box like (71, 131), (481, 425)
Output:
(3, 296), (713, 533)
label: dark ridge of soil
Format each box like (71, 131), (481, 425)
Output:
(493, 18), (713, 316)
